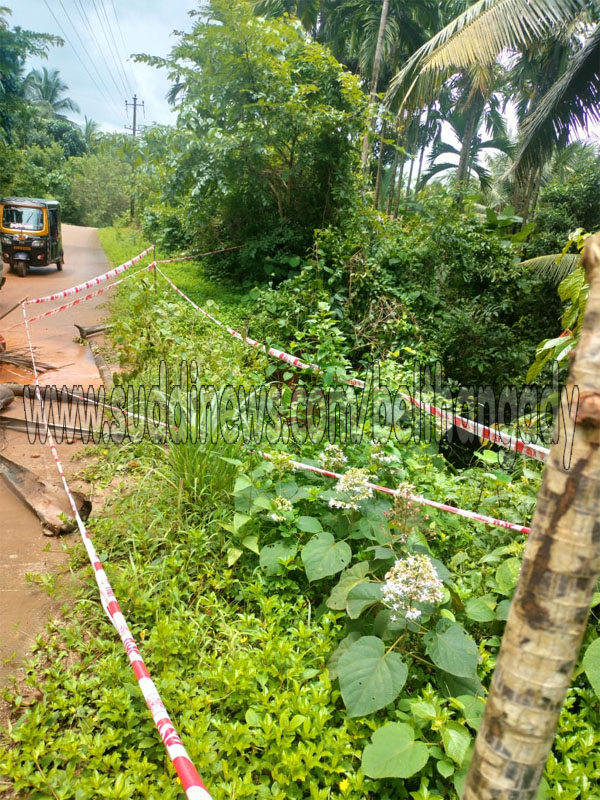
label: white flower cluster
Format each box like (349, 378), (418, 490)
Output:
(319, 443), (348, 471)
(269, 495), (293, 522)
(268, 451), (295, 472)
(395, 482), (415, 501)
(382, 554), (444, 622)
(328, 467), (373, 511)
(370, 441), (398, 466)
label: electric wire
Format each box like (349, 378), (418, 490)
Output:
(54, 0), (123, 119)
(90, 0), (130, 98)
(41, 0), (121, 119)
(72, 0), (128, 103)
(109, 0), (137, 95)
(97, 0), (134, 97)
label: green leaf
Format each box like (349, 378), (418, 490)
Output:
(327, 632), (361, 680)
(253, 495), (274, 511)
(495, 599), (511, 620)
(465, 597), (495, 623)
(338, 636), (408, 717)
(297, 515), (323, 533)
(233, 475), (252, 494)
(361, 722), (429, 778)
(583, 638), (600, 698)
(346, 582), (383, 619)
(227, 547), (243, 567)
(259, 540), (297, 576)
(456, 695), (485, 732)
(495, 558), (521, 595)
(326, 562), (371, 610)
(233, 512), (252, 531)
(441, 722), (472, 766)
(301, 532), (351, 582)
(437, 760), (455, 778)
(242, 535), (259, 554)
(425, 619), (479, 678)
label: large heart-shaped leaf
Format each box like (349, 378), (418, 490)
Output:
(338, 636), (407, 717)
(346, 582), (383, 619)
(259, 540), (297, 576)
(327, 562), (371, 610)
(297, 516), (322, 533)
(301, 532), (351, 582)
(465, 597), (495, 623)
(362, 722), (429, 778)
(327, 632), (362, 680)
(425, 619), (479, 678)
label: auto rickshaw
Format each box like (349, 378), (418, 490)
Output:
(0, 197), (64, 279)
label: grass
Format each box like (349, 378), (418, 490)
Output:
(0, 227), (375, 799)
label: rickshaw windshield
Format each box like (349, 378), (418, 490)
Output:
(2, 205), (44, 231)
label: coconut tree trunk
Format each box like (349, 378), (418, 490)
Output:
(464, 234), (600, 799)
(374, 121), (387, 208)
(414, 107), (431, 193)
(386, 140), (400, 214)
(360, 0), (391, 170)
(456, 105), (478, 185)
(393, 152), (406, 218)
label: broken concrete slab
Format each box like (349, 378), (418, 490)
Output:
(0, 453), (91, 535)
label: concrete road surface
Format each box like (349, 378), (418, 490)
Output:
(0, 225), (110, 686)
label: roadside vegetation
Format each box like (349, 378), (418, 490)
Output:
(2, 0), (600, 797)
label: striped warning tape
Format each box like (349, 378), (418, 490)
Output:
(262, 453), (531, 535)
(20, 303), (212, 800)
(25, 246), (154, 305)
(7, 263), (155, 328)
(156, 267), (549, 463)
(156, 244), (244, 264)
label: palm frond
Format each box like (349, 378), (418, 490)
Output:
(513, 25), (600, 176)
(520, 252), (581, 282)
(386, 0), (589, 110)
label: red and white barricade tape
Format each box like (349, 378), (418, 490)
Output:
(262, 453), (531, 535)
(20, 304), (211, 800)
(8, 263), (156, 328)
(156, 244), (244, 264)
(25, 246), (154, 306)
(156, 268), (549, 464)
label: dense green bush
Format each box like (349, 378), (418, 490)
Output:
(524, 155), (600, 258)
(135, 0), (367, 281)
(254, 188), (559, 388)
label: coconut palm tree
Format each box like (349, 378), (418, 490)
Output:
(82, 116), (99, 151)
(25, 67), (79, 119)
(386, 0), (597, 178)
(464, 235), (600, 798)
(419, 98), (514, 192)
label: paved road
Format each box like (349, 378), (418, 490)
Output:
(0, 225), (109, 686)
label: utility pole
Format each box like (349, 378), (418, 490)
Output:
(125, 94), (144, 137)
(125, 95), (144, 219)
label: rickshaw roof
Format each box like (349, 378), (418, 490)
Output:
(1, 197), (60, 208)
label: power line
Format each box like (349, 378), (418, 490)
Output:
(54, 0), (122, 119)
(97, 0), (133, 97)
(72, 0), (127, 103)
(42, 0), (121, 119)
(90, 0), (130, 99)
(109, 0), (137, 95)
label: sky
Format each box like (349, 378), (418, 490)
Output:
(10, 0), (200, 132)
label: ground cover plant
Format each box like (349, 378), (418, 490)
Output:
(3, 230), (600, 799)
